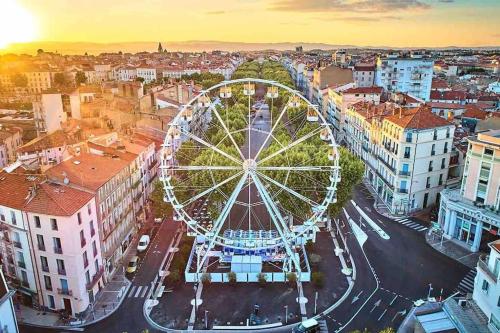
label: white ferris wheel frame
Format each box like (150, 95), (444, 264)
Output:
(159, 78), (340, 255)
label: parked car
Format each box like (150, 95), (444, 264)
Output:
(126, 256), (139, 274)
(137, 235), (150, 252)
(293, 319), (319, 333)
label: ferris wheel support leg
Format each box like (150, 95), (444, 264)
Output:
(250, 173), (302, 277)
(195, 172), (249, 273)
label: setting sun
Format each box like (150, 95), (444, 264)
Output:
(0, 0), (37, 48)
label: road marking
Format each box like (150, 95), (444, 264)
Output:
(401, 221), (412, 225)
(134, 286), (143, 297)
(370, 299), (381, 313)
(389, 295), (398, 306)
(140, 286), (149, 298)
(417, 227), (428, 232)
(407, 222), (420, 228)
(352, 290), (363, 304)
(377, 309), (387, 321)
(127, 286), (135, 298)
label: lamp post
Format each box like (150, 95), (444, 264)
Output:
(205, 310), (209, 329)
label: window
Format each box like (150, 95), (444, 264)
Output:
(428, 161), (433, 172)
(439, 174), (443, 186)
(77, 212), (82, 225)
(406, 132), (412, 143)
(37, 234), (45, 251)
(92, 240), (98, 257)
(444, 142), (448, 154)
(40, 256), (49, 272)
(56, 259), (66, 275)
(10, 211), (16, 225)
(441, 158), (446, 169)
(446, 128), (450, 138)
(86, 271), (91, 284)
(482, 279), (489, 293)
(53, 237), (62, 253)
(80, 230), (86, 247)
(51, 218), (58, 231)
(48, 295), (55, 309)
(426, 177), (431, 188)
(404, 147), (411, 159)
(83, 251), (89, 268)
(34, 216), (41, 228)
(44, 275), (52, 291)
(90, 220), (95, 237)
(433, 130), (437, 140)
(484, 148), (493, 156)
(87, 204), (92, 215)
(431, 144), (436, 156)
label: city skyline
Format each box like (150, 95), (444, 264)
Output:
(1, 0), (499, 52)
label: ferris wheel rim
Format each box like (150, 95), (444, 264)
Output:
(160, 78), (340, 250)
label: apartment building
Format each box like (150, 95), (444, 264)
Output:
(374, 54), (434, 101)
(439, 129), (500, 252)
(33, 91), (81, 134)
(353, 64), (376, 88)
(327, 86), (382, 141)
(474, 239), (500, 332)
(0, 270), (18, 333)
(312, 65), (353, 114)
(45, 133), (152, 278)
(136, 66), (159, 83)
(0, 126), (22, 168)
(346, 104), (455, 214)
(25, 182), (103, 317)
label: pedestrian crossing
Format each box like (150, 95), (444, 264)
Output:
(456, 268), (477, 295)
(127, 284), (153, 298)
(317, 319), (329, 333)
(392, 217), (428, 232)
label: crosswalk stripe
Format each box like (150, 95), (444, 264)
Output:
(401, 221), (412, 225)
(417, 227), (428, 232)
(140, 286), (149, 298)
(461, 280), (474, 288)
(407, 223), (420, 228)
(399, 218), (410, 222)
(134, 286), (143, 297)
(128, 286), (136, 298)
(394, 217), (406, 222)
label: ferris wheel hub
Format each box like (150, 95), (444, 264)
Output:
(243, 159), (257, 173)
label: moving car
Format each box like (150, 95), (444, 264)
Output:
(137, 235), (150, 252)
(293, 319), (319, 333)
(126, 256), (139, 274)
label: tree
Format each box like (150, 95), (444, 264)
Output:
(227, 271), (237, 285)
(311, 272), (325, 288)
(309, 254), (322, 268)
(201, 273), (211, 284)
(166, 270), (180, 285)
(286, 272), (297, 286)
(257, 273), (267, 286)
(150, 180), (173, 219)
(75, 71), (87, 86)
(37, 49), (44, 55)
(53, 72), (67, 87)
(135, 77), (145, 83)
(379, 328), (395, 333)
(11, 73), (27, 87)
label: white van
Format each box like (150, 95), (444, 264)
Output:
(137, 235), (150, 252)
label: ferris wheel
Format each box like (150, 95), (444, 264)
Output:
(160, 78), (340, 280)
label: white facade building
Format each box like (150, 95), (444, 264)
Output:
(33, 92), (81, 134)
(0, 270), (18, 333)
(375, 54), (434, 101)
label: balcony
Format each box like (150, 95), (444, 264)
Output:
(376, 170), (395, 191)
(397, 188), (409, 194)
(378, 156), (396, 173)
(57, 288), (73, 296)
(403, 153), (411, 159)
(13, 241), (22, 249)
(399, 171), (411, 177)
(86, 266), (105, 290)
(17, 261), (26, 269)
(478, 255), (497, 282)
(58, 267), (66, 275)
(54, 247), (63, 254)
(38, 243), (46, 251)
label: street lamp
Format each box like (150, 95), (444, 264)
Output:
(205, 310), (209, 329)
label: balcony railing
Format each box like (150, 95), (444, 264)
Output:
(17, 261), (26, 269)
(54, 247), (63, 254)
(86, 266), (105, 290)
(397, 188), (409, 194)
(13, 241), (22, 249)
(378, 156), (396, 173)
(478, 255), (498, 282)
(399, 171), (411, 177)
(57, 288), (73, 296)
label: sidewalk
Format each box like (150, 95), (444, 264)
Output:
(361, 180), (400, 219)
(425, 231), (481, 269)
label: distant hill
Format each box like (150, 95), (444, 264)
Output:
(1, 40), (499, 55)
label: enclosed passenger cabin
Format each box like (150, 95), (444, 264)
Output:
(306, 106), (318, 122)
(220, 86), (232, 99)
(198, 95), (211, 108)
(243, 83), (255, 96)
(288, 95), (301, 108)
(320, 128), (331, 141)
(266, 86), (278, 98)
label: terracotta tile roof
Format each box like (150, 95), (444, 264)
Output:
(25, 182), (94, 216)
(17, 130), (79, 153)
(430, 90), (467, 101)
(45, 152), (132, 191)
(431, 79), (449, 90)
(428, 102), (465, 110)
(0, 170), (43, 210)
(463, 105), (490, 120)
(343, 86), (383, 95)
(385, 106), (453, 129)
(354, 64), (375, 71)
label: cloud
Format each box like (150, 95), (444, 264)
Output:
(333, 15), (403, 22)
(270, 0), (431, 13)
(438, 0), (454, 2)
(206, 10), (226, 15)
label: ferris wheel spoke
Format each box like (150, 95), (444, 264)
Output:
(256, 171), (319, 207)
(253, 97), (292, 160)
(178, 127), (243, 165)
(257, 126), (323, 165)
(250, 173), (301, 271)
(170, 165), (242, 171)
(180, 171), (244, 207)
(199, 172), (249, 268)
(207, 98), (246, 161)
(257, 165), (338, 172)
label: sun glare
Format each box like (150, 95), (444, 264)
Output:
(0, 0), (38, 49)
